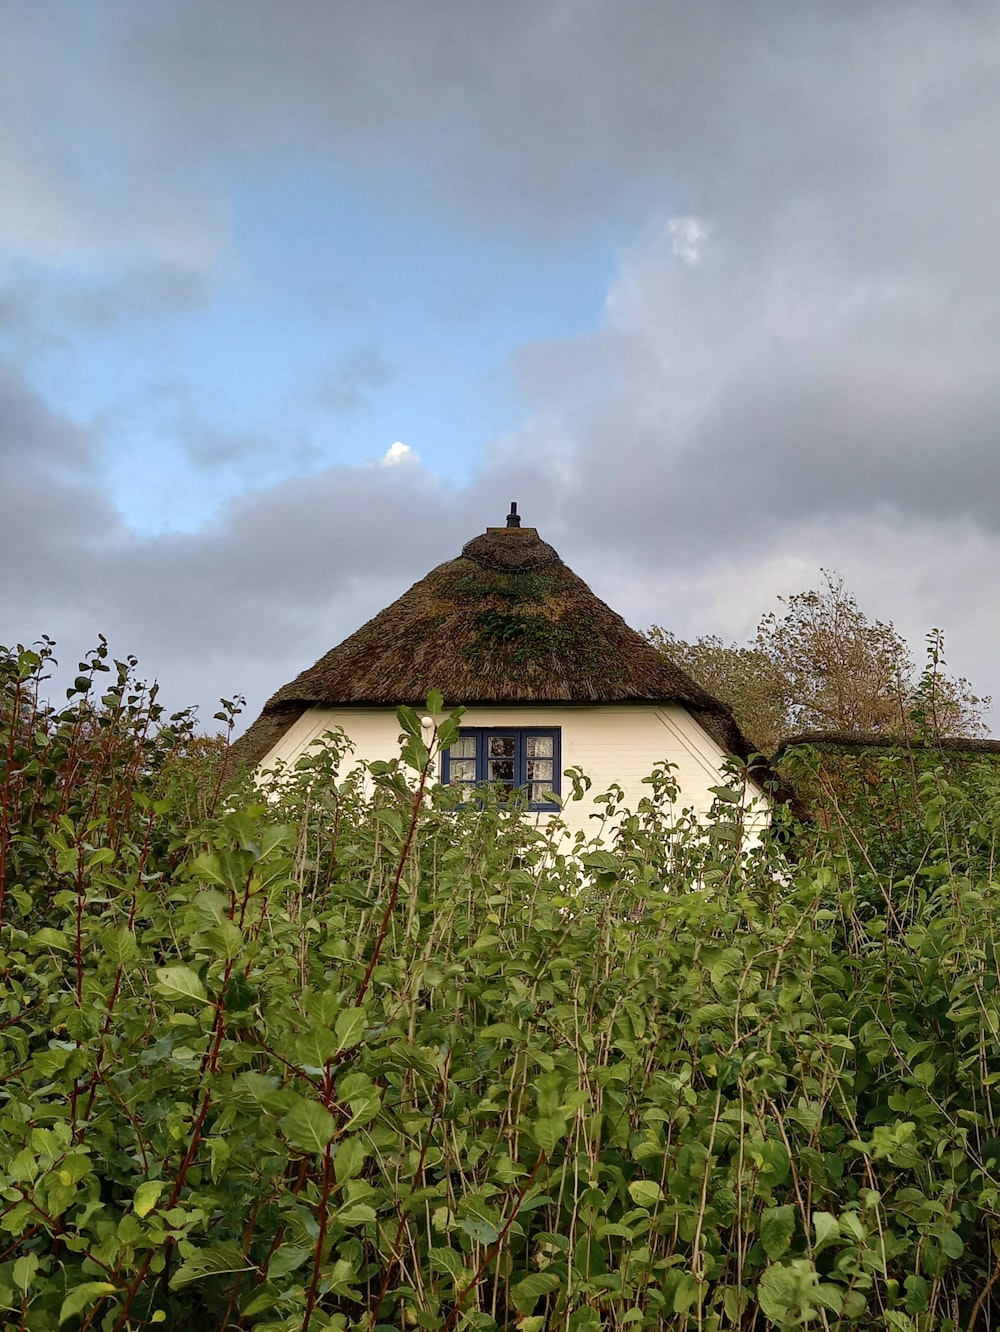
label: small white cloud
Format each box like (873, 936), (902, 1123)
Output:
(379, 440), (419, 467)
(668, 216), (709, 265)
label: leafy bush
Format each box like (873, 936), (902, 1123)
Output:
(3, 643), (1000, 1329)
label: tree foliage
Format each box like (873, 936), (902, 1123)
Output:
(5, 639), (1000, 1329)
(648, 571), (989, 753)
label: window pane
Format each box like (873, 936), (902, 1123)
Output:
(527, 759), (552, 781)
(450, 758), (477, 782)
(529, 782), (554, 804)
(451, 736), (477, 759)
(526, 735), (553, 757)
(488, 735), (516, 758)
(488, 758), (516, 784)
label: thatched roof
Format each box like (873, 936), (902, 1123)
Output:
(773, 730), (1000, 760)
(230, 522), (775, 782)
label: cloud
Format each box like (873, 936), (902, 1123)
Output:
(0, 363), (95, 474)
(7, 0), (985, 257)
(315, 345), (394, 415)
(667, 217), (709, 266)
(5, 1), (1000, 732)
(5, 336), (999, 737)
(378, 441), (418, 467)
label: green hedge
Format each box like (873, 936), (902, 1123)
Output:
(3, 643), (1000, 1329)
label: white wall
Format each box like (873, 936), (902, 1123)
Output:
(257, 703), (767, 841)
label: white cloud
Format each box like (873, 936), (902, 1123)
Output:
(379, 441), (419, 467)
(667, 216), (709, 265)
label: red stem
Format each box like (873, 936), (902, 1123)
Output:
(441, 1152), (549, 1332)
(355, 757), (432, 1007)
(301, 1074), (335, 1332)
(0, 673), (21, 936)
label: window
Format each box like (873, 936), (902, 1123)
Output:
(441, 728), (561, 810)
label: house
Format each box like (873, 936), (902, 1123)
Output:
(230, 506), (772, 835)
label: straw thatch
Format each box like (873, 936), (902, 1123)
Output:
(230, 524), (774, 781)
(773, 731), (1000, 760)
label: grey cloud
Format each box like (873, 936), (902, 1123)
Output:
(107, 381), (322, 472)
(58, 264), (209, 330)
(0, 364), (96, 476)
(4, 1), (1000, 724)
(7, 1), (994, 251)
(315, 345), (394, 415)
(180, 427), (274, 468)
(0, 367), (126, 664)
(3, 364), (998, 730)
(492, 175), (1000, 575)
(1, 396), (474, 719)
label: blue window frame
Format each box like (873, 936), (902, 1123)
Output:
(441, 728), (561, 810)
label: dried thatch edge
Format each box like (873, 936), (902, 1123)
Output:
(773, 730), (1000, 761)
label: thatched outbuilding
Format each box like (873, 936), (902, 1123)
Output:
(232, 508), (773, 833)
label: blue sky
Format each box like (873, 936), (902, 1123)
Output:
(3, 0), (1000, 732)
(10, 161), (612, 533)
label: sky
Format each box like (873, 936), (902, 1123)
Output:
(3, 0), (1000, 734)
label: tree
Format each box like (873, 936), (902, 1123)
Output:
(648, 571), (989, 753)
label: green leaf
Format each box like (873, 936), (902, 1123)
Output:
(511, 1271), (561, 1314)
(189, 850), (254, 893)
(760, 1204), (796, 1259)
(241, 1291), (281, 1318)
(223, 973), (256, 1013)
(940, 1228), (964, 1259)
(155, 966), (208, 1004)
(480, 1022), (525, 1041)
(812, 1210), (840, 1254)
(401, 736), (430, 771)
(756, 1138), (791, 1185)
(12, 1253), (38, 1293)
(672, 1273), (700, 1313)
(231, 1071), (288, 1112)
(103, 926), (139, 966)
(456, 1215), (499, 1244)
(582, 851), (619, 873)
(627, 1179), (664, 1209)
(436, 713), (463, 749)
(375, 807), (404, 837)
(59, 1282), (118, 1324)
(295, 1026), (339, 1069)
(134, 1180), (165, 1217)
(396, 705), (421, 737)
(169, 1242), (255, 1289)
(757, 1265), (797, 1325)
(334, 1135), (366, 1183)
(905, 1273), (929, 1313)
(569, 1310), (603, 1331)
(196, 920), (243, 960)
(34, 927), (71, 952)
(334, 1006), (366, 1053)
(428, 1247), (465, 1280)
(335, 1202), (377, 1225)
(281, 1098), (337, 1154)
(709, 784), (742, 802)
(189, 887), (230, 923)
(268, 1244), (311, 1279)
(529, 1116), (567, 1154)
(425, 689), (444, 716)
